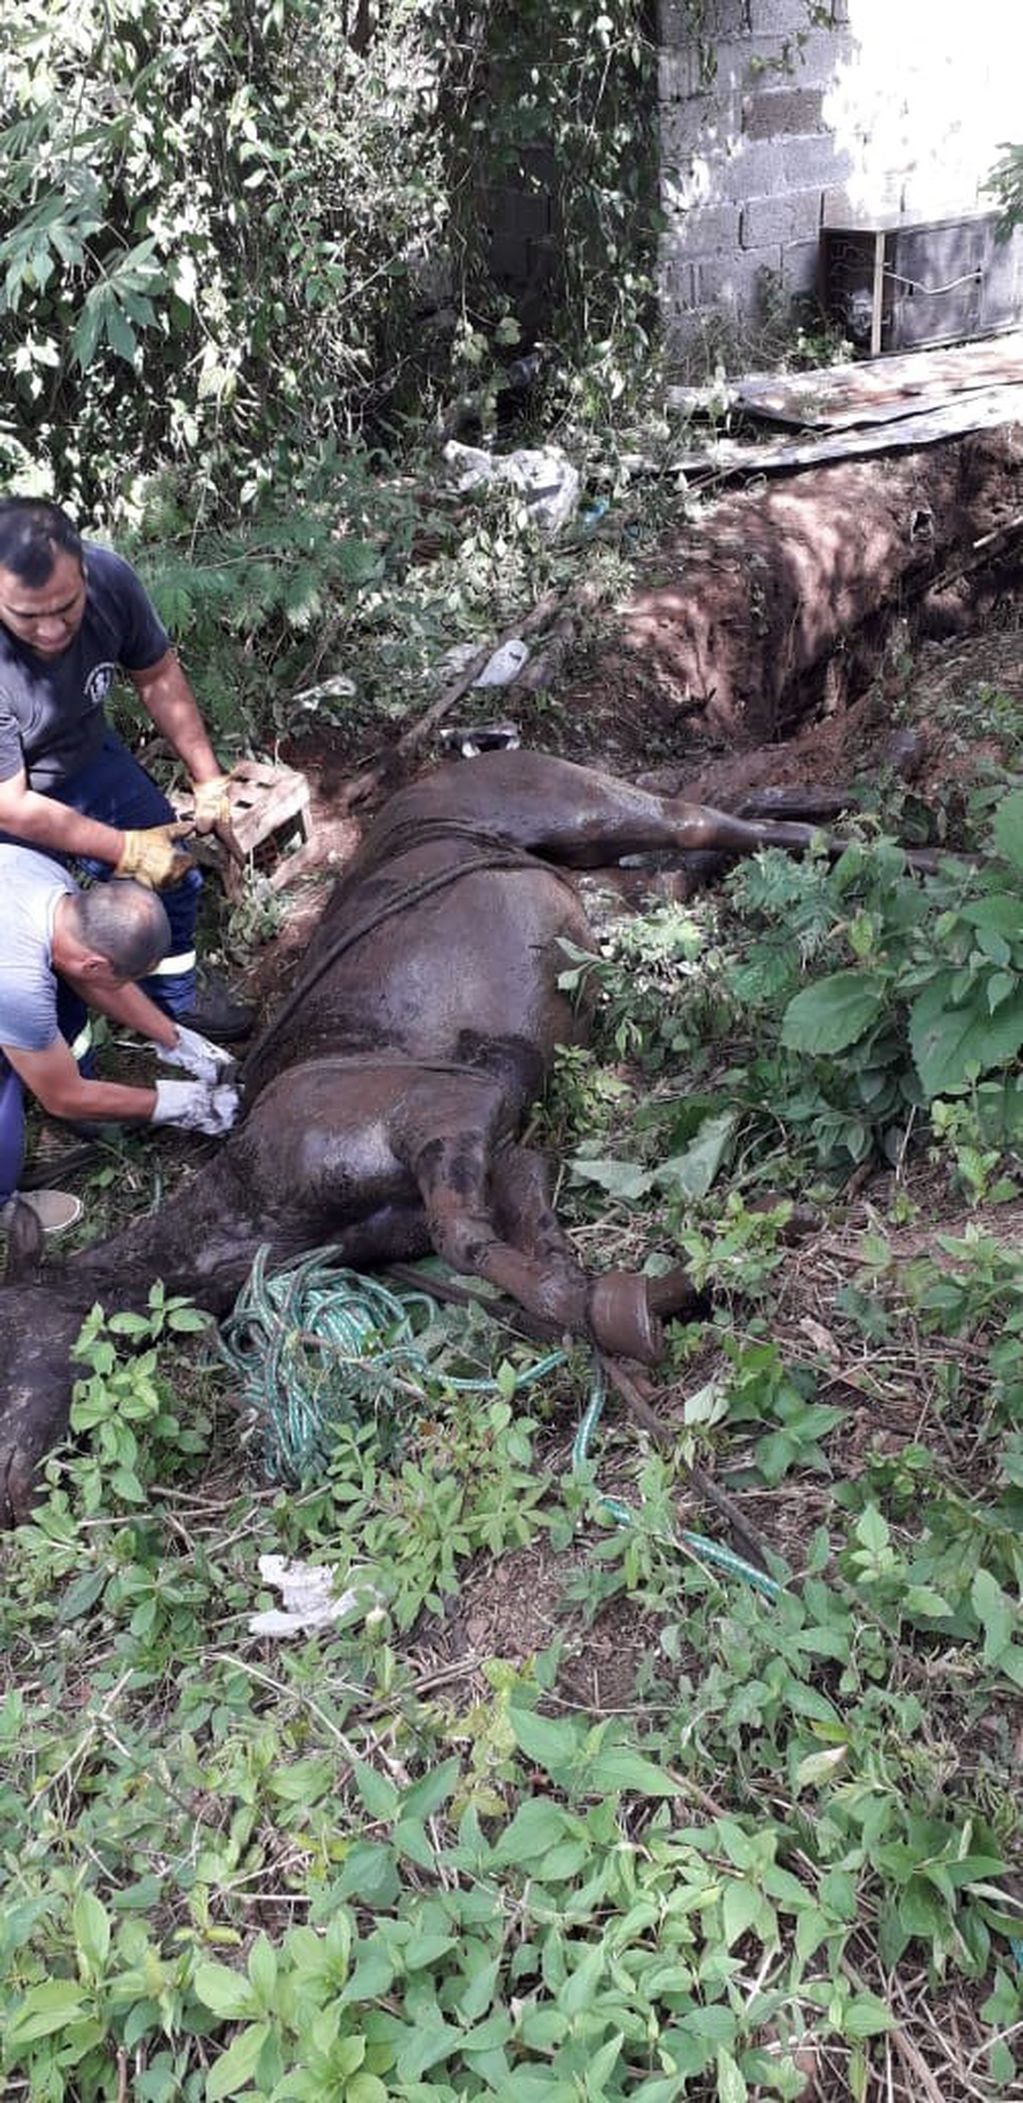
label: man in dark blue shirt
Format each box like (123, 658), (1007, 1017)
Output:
(0, 497), (252, 1040)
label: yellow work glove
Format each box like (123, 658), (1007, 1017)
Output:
(190, 774), (234, 834)
(115, 822), (195, 889)
(189, 772), (245, 901)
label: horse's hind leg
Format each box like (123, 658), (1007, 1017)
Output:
(491, 1142), (574, 1265)
(393, 1091), (670, 1364)
(410, 749), (842, 867)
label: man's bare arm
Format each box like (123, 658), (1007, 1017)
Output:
(129, 651), (243, 882)
(129, 651), (223, 785)
(3, 1036), (157, 1123)
(0, 765), (126, 865)
(57, 972), (179, 1050)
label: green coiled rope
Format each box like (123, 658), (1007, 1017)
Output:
(218, 1246), (780, 1600)
(217, 1244), (566, 1480)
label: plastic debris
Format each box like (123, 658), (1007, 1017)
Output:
(439, 720), (521, 758)
(474, 636), (531, 686)
(437, 636), (532, 691)
(248, 1554), (382, 1638)
(442, 440), (581, 535)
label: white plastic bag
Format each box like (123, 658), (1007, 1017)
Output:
(442, 440), (580, 536)
(248, 1555), (382, 1638)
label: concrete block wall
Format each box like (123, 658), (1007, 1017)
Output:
(658, 0), (1023, 355)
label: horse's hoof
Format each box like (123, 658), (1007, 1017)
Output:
(645, 1264), (707, 1320)
(588, 1271), (664, 1365)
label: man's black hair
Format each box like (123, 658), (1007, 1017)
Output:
(0, 498), (84, 588)
(67, 881), (171, 982)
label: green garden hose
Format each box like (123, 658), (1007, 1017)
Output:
(217, 1244), (565, 1479)
(218, 1245), (780, 1600)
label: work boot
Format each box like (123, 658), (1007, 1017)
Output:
(175, 969), (256, 1044)
(56, 1119), (124, 1143)
(0, 1189), (83, 1235)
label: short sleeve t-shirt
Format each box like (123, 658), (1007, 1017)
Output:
(0, 846), (77, 1052)
(0, 543), (170, 789)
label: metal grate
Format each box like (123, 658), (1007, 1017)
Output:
(821, 212), (1022, 356)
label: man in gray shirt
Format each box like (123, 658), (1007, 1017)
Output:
(0, 847), (240, 1232)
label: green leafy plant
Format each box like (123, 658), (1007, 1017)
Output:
(4, 1104), (1023, 2097)
(0, 0), (455, 511)
(547, 793), (1023, 1211)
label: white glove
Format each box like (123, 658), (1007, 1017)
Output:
(159, 1024), (237, 1085)
(151, 1079), (241, 1136)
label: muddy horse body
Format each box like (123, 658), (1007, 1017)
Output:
(0, 749), (843, 1524)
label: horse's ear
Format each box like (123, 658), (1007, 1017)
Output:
(5, 1198), (45, 1282)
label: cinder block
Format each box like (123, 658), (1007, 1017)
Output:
(659, 48), (718, 100)
(781, 238), (821, 294)
(661, 30), (845, 100)
(709, 0), (752, 28)
(749, 0), (818, 30)
(667, 202), (744, 255)
(741, 189), (822, 248)
(781, 133), (849, 189)
(697, 249), (779, 309)
(717, 139), (785, 200)
(660, 0), (750, 36)
(791, 25), (855, 87)
(744, 87), (825, 138)
(705, 34), (790, 91)
(660, 95), (731, 160)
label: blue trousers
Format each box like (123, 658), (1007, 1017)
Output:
(49, 726), (203, 1017)
(0, 981), (89, 1205)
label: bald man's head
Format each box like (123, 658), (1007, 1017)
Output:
(62, 880), (172, 981)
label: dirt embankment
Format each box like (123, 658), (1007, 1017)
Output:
(578, 426), (1023, 750)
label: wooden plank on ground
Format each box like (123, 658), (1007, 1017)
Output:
(664, 382), (1023, 481)
(668, 332), (1023, 432)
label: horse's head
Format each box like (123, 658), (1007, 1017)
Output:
(0, 1203), (89, 1528)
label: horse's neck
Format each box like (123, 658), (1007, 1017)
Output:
(67, 1156), (264, 1315)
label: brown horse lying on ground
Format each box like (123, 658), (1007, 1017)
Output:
(0, 748), (870, 1526)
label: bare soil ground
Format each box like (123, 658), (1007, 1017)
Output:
(260, 427), (1023, 1002)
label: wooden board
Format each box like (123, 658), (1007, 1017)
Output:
(172, 760), (313, 864)
(221, 760), (312, 857)
(662, 381), (1023, 482)
(668, 332), (1023, 433)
